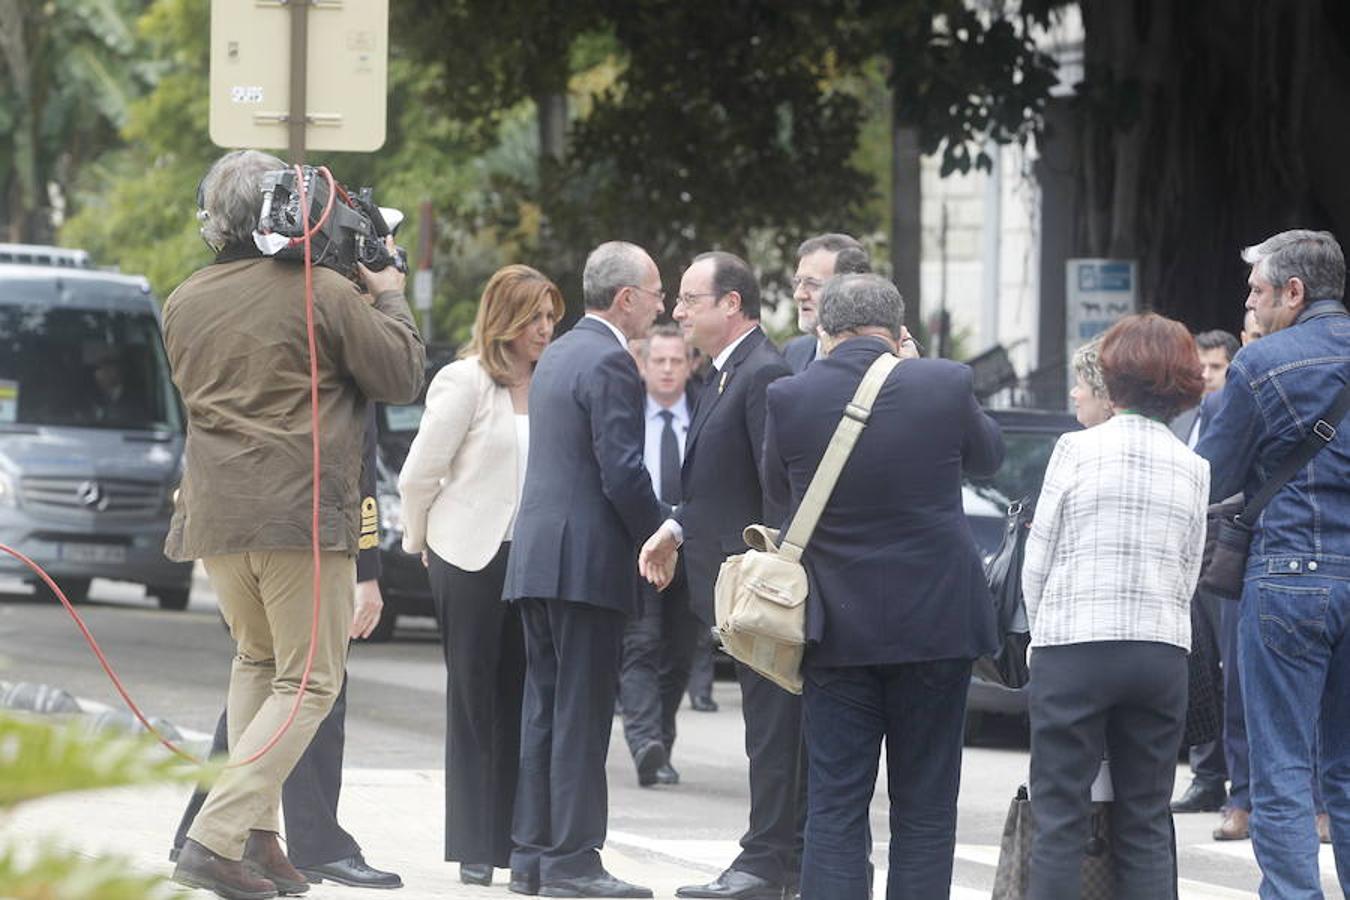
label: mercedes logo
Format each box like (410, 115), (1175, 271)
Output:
(76, 480), (109, 511)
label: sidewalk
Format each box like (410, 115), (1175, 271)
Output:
(7, 768), (709, 899)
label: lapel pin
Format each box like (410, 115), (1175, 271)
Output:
(718, 370), (729, 395)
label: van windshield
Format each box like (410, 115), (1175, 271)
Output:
(0, 305), (182, 432)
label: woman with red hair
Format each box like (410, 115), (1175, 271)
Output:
(1022, 313), (1210, 898)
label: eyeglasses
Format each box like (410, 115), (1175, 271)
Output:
(791, 276), (825, 292)
(624, 284), (666, 304)
(674, 291), (721, 309)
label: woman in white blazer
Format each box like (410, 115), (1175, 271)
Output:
(1022, 314), (1209, 900)
(398, 265), (561, 888)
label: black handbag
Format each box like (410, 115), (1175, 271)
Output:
(991, 785), (1114, 900)
(1199, 380), (1350, 599)
(992, 785), (1181, 900)
(1183, 598), (1221, 746)
(975, 498), (1033, 690)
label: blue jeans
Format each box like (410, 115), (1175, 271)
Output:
(799, 658), (971, 900)
(1239, 566), (1350, 898)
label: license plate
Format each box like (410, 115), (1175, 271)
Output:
(59, 543), (126, 564)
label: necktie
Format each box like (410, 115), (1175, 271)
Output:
(658, 409), (681, 505)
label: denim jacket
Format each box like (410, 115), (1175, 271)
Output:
(1197, 299), (1350, 568)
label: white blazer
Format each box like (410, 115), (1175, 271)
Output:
(398, 356), (520, 571)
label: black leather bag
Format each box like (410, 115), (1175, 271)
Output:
(975, 499), (1033, 690)
(1198, 381), (1350, 600)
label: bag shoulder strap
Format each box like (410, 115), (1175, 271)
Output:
(778, 352), (900, 560)
(1239, 377), (1350, 524)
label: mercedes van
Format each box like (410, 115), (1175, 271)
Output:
(0, 244), (192, 608)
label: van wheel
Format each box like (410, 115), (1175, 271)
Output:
(359, 612), (398, 643)
(155, 587), (191, 611)
(39, 577), (90, 605)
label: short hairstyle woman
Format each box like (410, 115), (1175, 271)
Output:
(1100, 313), (1204, 421)
(462, 265), (565, 385)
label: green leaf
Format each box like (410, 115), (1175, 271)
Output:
(0, 713), (210, 810)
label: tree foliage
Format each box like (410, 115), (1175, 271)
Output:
(0, 0), (153, 242)
(0, 711), (207, 897)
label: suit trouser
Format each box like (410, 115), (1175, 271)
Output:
(799, 658), (971, 900)
(1028, 641), (1186, 900)
(686, 629), (717, 703)
(173, 676), (360, 867)
(428, 545), (525, 868)
(619, 579), (700, 761)
(511, 597), (625, 882)
(732, 660), (806, 886)
(188, 550), (354, 859)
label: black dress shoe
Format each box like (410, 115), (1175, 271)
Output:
(676, 868), (784, 899)
(295, 854), (403, 889)
(1170, 781), (1227, 813)
(689, 695), (719, 712)
(635, 740), (669, 787)
(461, 862), (493, 885)
(510, 871), (541, 895)
(654, 763), (680, 785)
(539, 870), (653, 897)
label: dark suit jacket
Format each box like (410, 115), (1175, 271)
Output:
(762, 336), (1005, 667)
(1169, 391), (1221, 444)
(782, 334), (818, 375)
(504, 317), (663, 614)
(676, 326), (792, 624)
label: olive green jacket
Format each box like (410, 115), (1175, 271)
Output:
(162, 254), (425, 561)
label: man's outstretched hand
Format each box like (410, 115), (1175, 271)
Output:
(639, 524), (679, 591)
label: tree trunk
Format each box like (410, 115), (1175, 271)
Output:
(891, 88), (922, 336)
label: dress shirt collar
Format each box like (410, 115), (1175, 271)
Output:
(711, 324), (760, 371)
(646, 393), (690, 426)
(584, 312), (629, 348)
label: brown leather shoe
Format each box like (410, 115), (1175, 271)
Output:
(1212, 807), (1250, 841)
(1317, 812), (1332, 844)
(173, 838), (278, 900)
(244, 830), (310, 895)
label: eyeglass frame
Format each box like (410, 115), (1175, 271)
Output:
(790, 275), (826, 292)
(673, 290), (724, 309)
(622, 284), (666, 304)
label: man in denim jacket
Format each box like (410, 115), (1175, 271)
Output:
(1197, 229), (1349, 898)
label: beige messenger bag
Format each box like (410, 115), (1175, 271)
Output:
(713, 352), (901, 694)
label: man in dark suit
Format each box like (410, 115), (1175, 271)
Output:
(763, 273), (1003, 898)
(782, 234), (872, 374)
(1170, 328), (1239, 816)
(619, 324), (705, 787)
(502, 241), (668, 899)
(640, 251), (797, 900)
(170, 410), (401, 890)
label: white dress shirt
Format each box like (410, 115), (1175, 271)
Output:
(643, 394), (689, 498)
(585, 312), (629, 348)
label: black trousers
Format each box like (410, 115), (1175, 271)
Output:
(1028, 641), (1186, 900)
(800, 659), (972, 900)
(732, 660), (806, 887)
(173, 675), (360, 868)
(511, 597), (625, 883)
(619, 577), (701, 761)
(428, 544), (525, 868)
(686, 627), (717, 702)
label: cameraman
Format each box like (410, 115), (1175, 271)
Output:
(164, 149), (425, 899)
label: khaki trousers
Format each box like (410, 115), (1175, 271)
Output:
(188, 550), (354, 859)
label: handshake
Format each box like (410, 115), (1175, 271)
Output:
(637, 522), (681, 592)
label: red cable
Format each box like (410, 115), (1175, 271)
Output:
(0, 164), (340, 768)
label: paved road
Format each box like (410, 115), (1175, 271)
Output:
(2, 574), (1342, 897)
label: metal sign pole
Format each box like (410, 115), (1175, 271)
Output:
(287, 0), (308, 163)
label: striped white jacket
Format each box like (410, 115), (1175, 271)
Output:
(1022, 414), (1210, 650)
